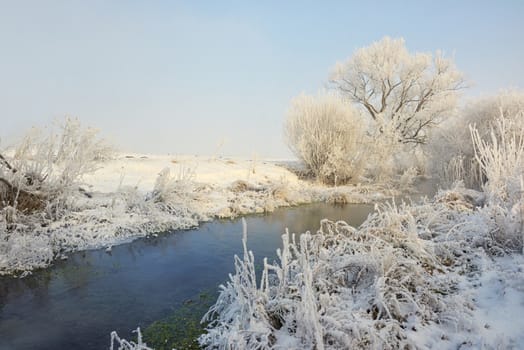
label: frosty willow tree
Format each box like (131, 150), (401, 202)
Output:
(330, 37), (465, 145)
(284, 93), (368, 184)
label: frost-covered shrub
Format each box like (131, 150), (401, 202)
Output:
(110, 328), (152, 350)
(0, 165), (203, 276)
(471, 119), (524, 253)
(472, 118), (524, 205)
(284, 93), (369, 185)
(0, 117), (113, 219)
(398, 166), (418, 191)
(428, 90), (524, 250)
(428, 90), (524, 188)
(199, 208), (463, 349)
(325, 191), (350, 205)
(149, 166), (195, 212)
(200, 186), (524, 349)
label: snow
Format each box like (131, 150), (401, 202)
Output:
(469, 255), (524, 347)
(82, 154), (299, 193)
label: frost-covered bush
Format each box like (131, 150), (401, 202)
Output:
(0, 165), (203, 276)
(110, 328), (152, 350)
(0, 117), (113, 219)
(200, 185), (524, 349)
(471, 119), (524, 253)
(199, 207), (467, 349)
(149, 166), (197, 214)
(284, 93), (369, 185)
(428, 90), (524, 188)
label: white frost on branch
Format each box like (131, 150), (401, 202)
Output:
(330, 37), (465, 146)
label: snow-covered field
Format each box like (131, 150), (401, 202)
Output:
(83, 154), (298, 193)
(0, 153), (389, 276)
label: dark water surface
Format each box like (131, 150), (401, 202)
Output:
(0, 203), (374, 350)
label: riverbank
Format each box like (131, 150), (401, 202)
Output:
(0, 153), (396, 277)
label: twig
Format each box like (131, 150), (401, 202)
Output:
(0, 153), (17, 173)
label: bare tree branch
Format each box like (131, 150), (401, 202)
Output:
(0, 153), (16, 173)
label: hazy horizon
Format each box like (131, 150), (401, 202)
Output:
(1, 0), (523, 157)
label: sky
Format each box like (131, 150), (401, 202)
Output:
(1, 0), (523, 158)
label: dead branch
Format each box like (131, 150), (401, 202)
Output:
(0, 177), (46, 214)
(0, 153), (16, 173)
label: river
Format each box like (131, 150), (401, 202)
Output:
(0, 202), (379, 349)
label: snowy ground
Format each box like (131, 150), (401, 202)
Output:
(0, 153), (390, 276)
(82, 154), (299, 193)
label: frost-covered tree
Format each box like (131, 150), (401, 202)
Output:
(330, 37), (465, 145)
(284, 93), (368, 185)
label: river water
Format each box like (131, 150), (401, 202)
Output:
(0, 202), (376, 350)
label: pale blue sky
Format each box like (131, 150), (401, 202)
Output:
(1, 0), (523, 157)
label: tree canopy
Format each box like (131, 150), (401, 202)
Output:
(330, 37), (465, 144)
